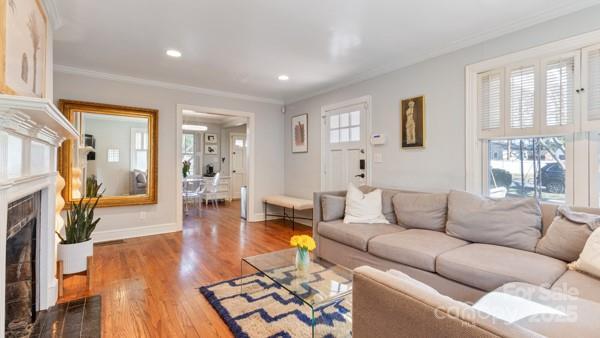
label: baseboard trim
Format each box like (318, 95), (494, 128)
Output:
(250, 213), (282, 222)
(92, 223), (180, 243)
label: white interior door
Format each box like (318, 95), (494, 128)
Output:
(322, 103), (368, 191)
(230, 133), (247, 199)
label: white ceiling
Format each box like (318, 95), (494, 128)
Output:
(53, 0), (600, 103)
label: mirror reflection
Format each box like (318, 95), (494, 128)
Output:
(76, 113), (150, 197)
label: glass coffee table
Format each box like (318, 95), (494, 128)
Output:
(241, 248), (353, 337)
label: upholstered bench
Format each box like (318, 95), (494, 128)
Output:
(263, 195), (313, 230)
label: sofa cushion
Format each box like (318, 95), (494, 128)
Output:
(536, 207), (599, 262)
(436, 244), (567, 291)
(392, 192), (448, 231)
(552, 270), (600, 303)
(318, 220), (404, 251)
(446, 190), (542, 252)
(321, 195), (346, 221)
(369, 229), (468, 272)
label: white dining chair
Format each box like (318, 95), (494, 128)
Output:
(203, 172), (221, 208)
(182, 176), (206, 214)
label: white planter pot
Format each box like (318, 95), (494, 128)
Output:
(57, 239), (94, 274)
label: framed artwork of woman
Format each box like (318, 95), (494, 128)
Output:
(401, 96), (425, 148)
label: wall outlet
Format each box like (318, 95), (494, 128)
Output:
(140, 211), (147, 220)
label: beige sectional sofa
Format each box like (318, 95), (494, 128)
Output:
(312, 187), (600, 337)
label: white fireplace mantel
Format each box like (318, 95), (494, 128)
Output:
(0, 94), (78, 336)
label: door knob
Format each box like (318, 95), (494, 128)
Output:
(355, 173), (365, 178)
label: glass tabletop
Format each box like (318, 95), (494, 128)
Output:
(242, 248), (353, 308)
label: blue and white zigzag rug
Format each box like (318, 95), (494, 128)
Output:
(199, 272), (352, 338)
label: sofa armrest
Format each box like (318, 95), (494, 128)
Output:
(313, 190), (346, 257)
(352, 266), (542, 338)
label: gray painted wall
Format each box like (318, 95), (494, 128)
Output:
(55, 71), (284, 235)
(284, 5), (600, 199)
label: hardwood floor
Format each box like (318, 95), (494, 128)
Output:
(59, 201), (312, 337)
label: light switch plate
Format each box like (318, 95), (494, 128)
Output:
(374, 153), (383, 163)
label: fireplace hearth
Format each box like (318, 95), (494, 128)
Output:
(5, 191), (41, 337)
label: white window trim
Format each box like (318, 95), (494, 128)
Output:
(466, 28), (600, 205)
(581, 43), (600, 132)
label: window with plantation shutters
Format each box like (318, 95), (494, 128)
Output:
(478, 71), (503, 137)
(542, 53), (578, 133)
(508, 65), (536, 133)
(582, 44), (600, 130)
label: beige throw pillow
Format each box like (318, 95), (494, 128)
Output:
(570, 228), (600, 279)
(536, 206), (600, 262)
(392, 192), (448, 231)
(446, 190), (542, 252)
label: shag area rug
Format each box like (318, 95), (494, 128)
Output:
(199, 272), (352, 337)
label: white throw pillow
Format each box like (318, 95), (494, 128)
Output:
(569, 227), (600, 279)
(344, 183), (389, 224)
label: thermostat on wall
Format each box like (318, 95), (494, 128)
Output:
(370, 133), (386, 145)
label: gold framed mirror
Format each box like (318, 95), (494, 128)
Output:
(58, 100), (158, 207)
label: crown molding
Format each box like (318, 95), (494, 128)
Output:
(286, 0), (600, 104)
(53, 65), (285, 105)
(42, 0), (63, 29)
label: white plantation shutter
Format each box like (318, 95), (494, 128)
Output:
(542, 52), (579, 133)
(507, 64), (537, 135)
(582, 44), (600, 131)
(478, 70), (503, 137)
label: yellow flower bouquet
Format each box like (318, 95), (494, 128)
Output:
(290, 235), (316, 273)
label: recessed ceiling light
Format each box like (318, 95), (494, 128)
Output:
(166, 49), (182, 58)
(278, 74), (290, 81)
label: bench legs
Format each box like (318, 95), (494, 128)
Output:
(263, 202), (310, 231)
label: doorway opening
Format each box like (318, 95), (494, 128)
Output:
(176, 105), (255, 229)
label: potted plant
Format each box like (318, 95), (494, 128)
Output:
(56, 184), (103, 274)
(182, 160), (191, 178)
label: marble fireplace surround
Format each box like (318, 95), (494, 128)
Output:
(0, 95), (78, 336)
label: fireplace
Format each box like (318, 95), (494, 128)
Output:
(5, 191), (41, 336)
(0, 96), (79, 336)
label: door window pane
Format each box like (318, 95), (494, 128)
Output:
(350, 111), (360, 126)
(330, 130), (339, 143)
(340, 113), (350, 128)
(350, 127), (360, 142)
(340, 128), (349, 142)
(330, 115), (339, 129)
(488, 137), (565, 203)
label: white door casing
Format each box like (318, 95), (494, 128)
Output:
(321, 96), (372, 191)
(230, 133), (247, 199)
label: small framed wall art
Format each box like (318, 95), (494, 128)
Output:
(291, 113), (308, 153)
(400, 96), (425, 148)
(205, 133), (218, 144)
(205, 144), (218, 154)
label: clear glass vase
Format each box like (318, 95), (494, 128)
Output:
(295, 248), (310, 273)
